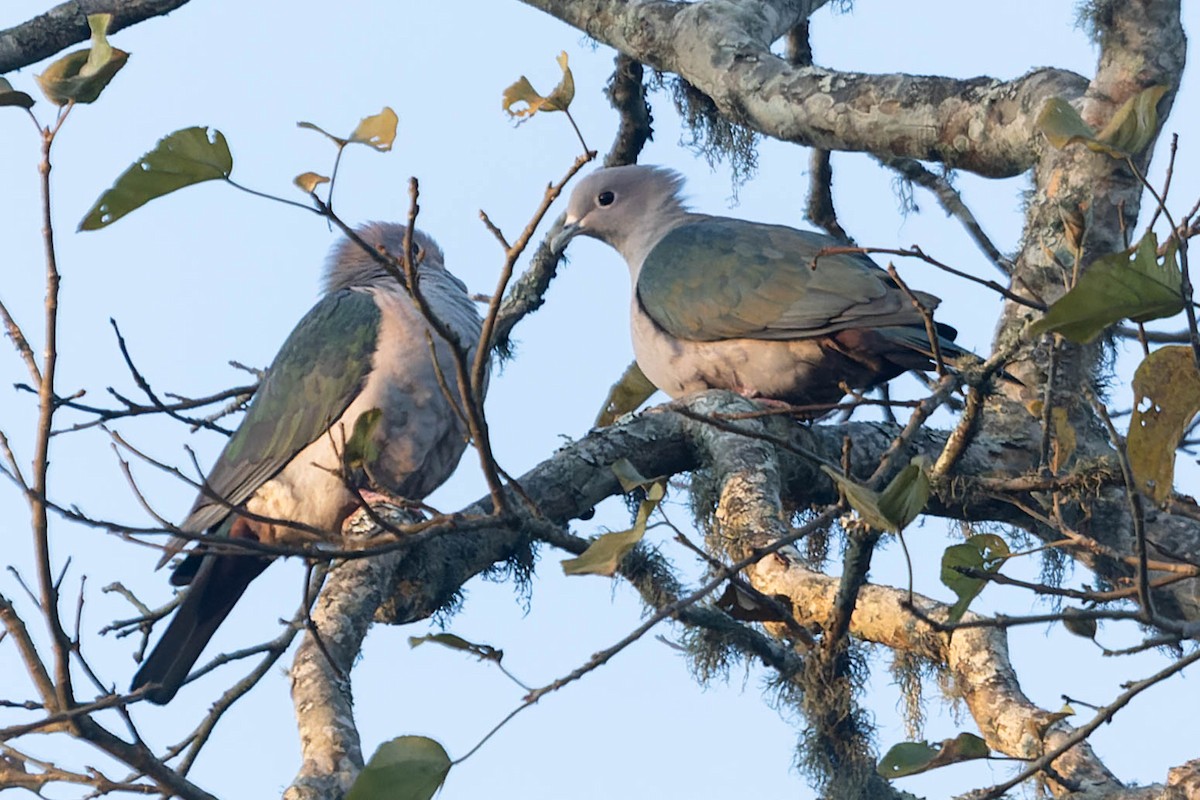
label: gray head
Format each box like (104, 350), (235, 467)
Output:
(553, 165), (691, 266)
(324, 222), (446, 293)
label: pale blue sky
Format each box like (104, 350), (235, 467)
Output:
(1, 2), (1197, 798)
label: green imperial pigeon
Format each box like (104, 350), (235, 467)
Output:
(553, 165), (968, 408)
(131, 222), (485, 704)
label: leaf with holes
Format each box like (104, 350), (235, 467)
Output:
(941, 533), (1010, 622)
(502, 51), (574, 119)
(878, 734), (990, 779)
(1128, 345), (1200, 503)
(1028, 231), (1182, 343)
(79, 127), (233, 230)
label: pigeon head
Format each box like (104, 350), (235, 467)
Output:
(553, 165), (691, 266)
(324, 222), (445, 293)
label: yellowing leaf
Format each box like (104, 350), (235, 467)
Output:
(1037, 86), (1169, 158)
(596, 361), (658, 426)
(349, 106), (399, 151)
(822, 457), (929, 533)
(35, 14), (128, 105)
(1050, 406), (1077, 472)
(610, 458), (654, 493)
(1128, 345), (1200, 503)
(502, 51), (575, 119)
(294, 171), (331, 193)
(941, 533), (1010, 623)
(1095, 85), (1169, 156)
(1028, 231), (1183, 343)
(79, 127), (233, 231)
(299, 106), (398, 152)
(297, 120), (347, 146)
(346, 736), (451, 800)
(409, 633), (502, 663)
(562, 482), (664, 577)
(0, 77), (34, 110)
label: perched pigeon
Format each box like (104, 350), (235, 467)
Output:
(132, 222), (485, 704)
(553, 165), (968, 409)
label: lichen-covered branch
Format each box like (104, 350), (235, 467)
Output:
(520, 0), (1088, 177)
(0, 0), (193, 74)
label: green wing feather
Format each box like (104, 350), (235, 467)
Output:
(183, 288), (381, 532)
(637, 219), (918, 342)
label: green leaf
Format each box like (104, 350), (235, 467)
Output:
(0, 77), (35, 110)
(409, 633), (502, 663)
(343, 408), (383, 472)
(1036, 98), (1100, 150)
(595, 360), (658, 426)
(877, 741), (938, 778)
(79, 127), (233, 231)
(878, 734), (989, 779)
(941, 533), (1010, 622)
(821, 457), (929, 533)
(1061, 608), (1098, 640)
(876, 457), (931, 532)
(562, 482), (664, 577)
(346, 736), (451, 800)
(1128, 345), (1200, 503)
(35, 14), (129, 105)
(1028, 231), (1183, 343)
(502, 51), (575, 119)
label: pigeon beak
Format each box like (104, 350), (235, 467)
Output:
(550, 216), (583, 255)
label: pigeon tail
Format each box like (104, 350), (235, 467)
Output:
(131, 553), (270, 705)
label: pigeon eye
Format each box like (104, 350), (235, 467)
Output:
(597, 190), (615, 207)
(409, 242), (424, 262)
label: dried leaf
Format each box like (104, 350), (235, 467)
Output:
(294, 171), (331, 193)
(1128, 345), (1200, 503)
(595, 360), (657, 426)
(562, 482), (664, 576)
(502, 51), (574, 119)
